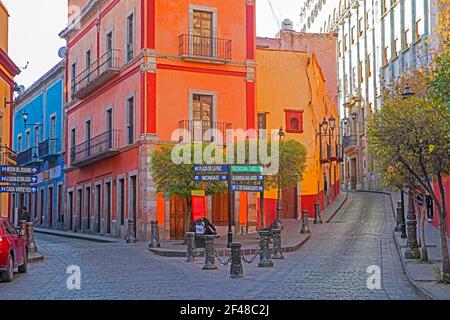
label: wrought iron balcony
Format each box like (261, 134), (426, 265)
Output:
(343, 135), (358, 150)
(17, 147), (41, 166)
(179, 34), (232, 62)
(71, 130), (120, 168)
(178, 120), (232, 145)
(0, 146), (17, 165)
(38, 139), (60, 161)
(72, 49), (121, 100)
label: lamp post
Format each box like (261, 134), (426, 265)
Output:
(402, 85), (420, 258)
(328, 115), (336, 201)
(274, 127), (285, 230)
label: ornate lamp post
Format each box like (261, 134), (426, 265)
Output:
(274, 127), (286, 230)
(402, 85), (420, 258)
(328, 115), (336, 201)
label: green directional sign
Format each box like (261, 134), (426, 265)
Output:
(230, 165), (263, 173)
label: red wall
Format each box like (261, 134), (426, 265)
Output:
(432, 178), (450, 237)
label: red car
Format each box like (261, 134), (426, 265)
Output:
(0, 218), (28, 282)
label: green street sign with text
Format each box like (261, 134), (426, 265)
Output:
(230, 165), (263, 173)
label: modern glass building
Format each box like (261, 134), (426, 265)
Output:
(299, 0), (438, 190)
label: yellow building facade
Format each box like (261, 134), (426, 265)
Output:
(256, 47), (341, 221)
(0, 1), (20, 217)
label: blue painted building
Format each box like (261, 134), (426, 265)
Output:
(12, 61), (65, 229)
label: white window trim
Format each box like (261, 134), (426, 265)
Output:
(125, 10), (135, 63)
(125, 93), (136, 145)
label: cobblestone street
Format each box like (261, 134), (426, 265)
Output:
(0, 192), (422, 300)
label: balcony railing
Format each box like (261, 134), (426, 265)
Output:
(38, 139), (60, 161)
(343, 135), (358, 149)
(178, 120), (232, 145)
(71, 130), (120, 168)
(17, 147), (41, 166)
(72, 49), (121, 100)
(179, 34), (232, 61)
(0, 146), (17, 165)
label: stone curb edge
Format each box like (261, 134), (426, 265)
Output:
(356, 190), (437, 300)
(34, 228), (120, 244)
(150, 192), (348, 258)
(28, 252), (44, 263)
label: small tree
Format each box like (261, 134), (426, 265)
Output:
(151, 144), (226, 233)
(368, 71), (450, 274)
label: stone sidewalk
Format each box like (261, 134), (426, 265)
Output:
(150, 192), (349, 257)
(390, 192), (450, 300)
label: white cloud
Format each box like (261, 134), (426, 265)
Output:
(3, 0), (67, 88)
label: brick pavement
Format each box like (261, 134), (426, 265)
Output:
(0, 192), (422, 300)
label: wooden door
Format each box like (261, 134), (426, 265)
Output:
(212, 194), (234, 226)
(192, 10), (213, 56)
(170, 196), (186, 240)
(282, 188), (297, 219)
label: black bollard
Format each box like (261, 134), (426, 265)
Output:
(395, 205), (403, 232)
(301, 210), (311, 234)
(230, 243), (244, 279)
(258, 229), (274, 268)
(271, 228), (284, 259)
(185, 232), (197, 263)
(202, 235), (218, 270)
(149, 221), (161, 248)
(314, 203), (323, 224)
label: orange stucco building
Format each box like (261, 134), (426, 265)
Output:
(256, 43), (341, 222)
(61, 0), (256, 240)
(0, 1), (20, 218)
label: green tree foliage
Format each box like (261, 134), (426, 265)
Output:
(368, 69), (450, 274)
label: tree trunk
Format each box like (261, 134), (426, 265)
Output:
(418, 202), (429, 262)
(437, 175), (450, 275)
(185, 198), (193, 234)
(260, 193), (266, 229)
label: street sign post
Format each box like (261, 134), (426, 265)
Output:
(0, 176), (38, 183)
(0, 186), (37, 193)
(231, 185), (264, 192)
(0, 166), (38, 175)
(193, 164), (265, 248)
(194, 174), (228, 182)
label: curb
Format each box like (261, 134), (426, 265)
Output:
(35, 228), (120, 243)
(324, 192), (349, 224)
(28, 252), (44, 263)
(150, 192), (348, 258)
(364, 190), (437, 300)
(149, 234), (312, 258)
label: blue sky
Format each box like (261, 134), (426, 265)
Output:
(3, 0), (302, 88)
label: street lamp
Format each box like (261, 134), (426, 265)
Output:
(274, 127), (286, 230)
(401, 85), (420, 258)
(351, 112), (358, 120)
(22, 110), (42, 128)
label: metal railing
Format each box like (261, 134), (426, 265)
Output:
(178, 120), (232, 145)
(72, 49), (121, 98)
(38, 139), (60, 159)
(179, 34), (232, 60)
(71, 130), (120, 165)
(17, 147), (40, 166)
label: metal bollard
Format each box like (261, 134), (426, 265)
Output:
(271, 228), (284, 259)
(149, 221), (161, 248)
(126, 219), (137, 243)
(202, 235), (217, 270)
(230, 243), (244, 279)
(19, 220), (27, 237)
(301, 210), (311, 234)
(258, 229), (273, 268)
(185, 232), (197, 263)
(395, 202), (403, 232)
(314, 203), (323, 224)
(26, 222), (38, 254)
